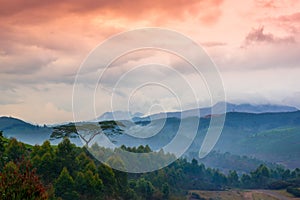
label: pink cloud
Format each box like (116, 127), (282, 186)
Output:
(243, 26), (295, 47)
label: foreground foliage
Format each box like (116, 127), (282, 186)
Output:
(0, 131), (300, 199)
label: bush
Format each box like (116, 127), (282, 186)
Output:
(268, 180), (291, 189)
(0, 160), (48, 200)
(287, 187), (300, 197)
(190, 192), (206, 200)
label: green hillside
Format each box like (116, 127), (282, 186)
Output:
(1, 111), (300, 169)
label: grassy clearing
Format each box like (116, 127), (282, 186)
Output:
(187, 189), (300, 200)
(252, 193), (278, 200)
(188, 190), (246, 200)
(275, 189), (296, 198)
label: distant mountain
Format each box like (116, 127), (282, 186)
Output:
(0, 116), (52, 145)
(138, 102), (298, 121)
(0, 116), (81, 145)
(97, 111), (144, 121)
(96, 102), (298, 122)
(223, 102), (298, 113)
(93, 111), (300, 169)
(1, 103), (299, 169)
(189, 111), (300, 169)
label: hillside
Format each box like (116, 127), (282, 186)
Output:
(0, 116), (52, 145)
(98, 111), (300, 168)
(189, 111), (300, 169)
(0, 117), (80, 145)
(1, 109), (300, 169)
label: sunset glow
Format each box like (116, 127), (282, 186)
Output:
(1, 0), (300, 123)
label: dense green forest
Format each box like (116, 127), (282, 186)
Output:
(0, 131), (300, 200)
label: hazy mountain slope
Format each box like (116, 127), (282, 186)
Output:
(188, 111), (300, 168)
(135, 102), (298, 121)
(1, 106), (299, 168)
(101, 111), (300, 168)
(0, 116), (81, 145)
(97, 111), (144, 121)
(238, 127), (300, 168)
(0, 116), (52, 145)
(193, 151), (279, 174)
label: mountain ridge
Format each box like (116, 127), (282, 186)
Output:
(97, 102), (298, 121)
(1, 104), (300, 169)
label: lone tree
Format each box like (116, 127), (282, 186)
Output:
(51, 121), (124, 147)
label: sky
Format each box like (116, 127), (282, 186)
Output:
(1, 0), (300, 124)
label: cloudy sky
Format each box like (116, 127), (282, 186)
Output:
(1, 0), (300, 124)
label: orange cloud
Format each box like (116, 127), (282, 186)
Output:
(0, 0), (224, 25)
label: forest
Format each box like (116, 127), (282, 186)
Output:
(0, 130), (300, 200)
